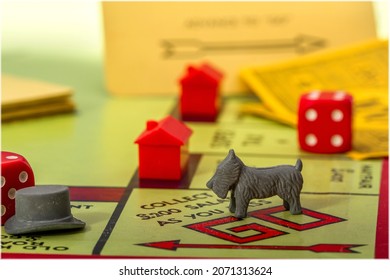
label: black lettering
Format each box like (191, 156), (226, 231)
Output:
(184, 214), (196, 219)
(157, 218), (182, 226)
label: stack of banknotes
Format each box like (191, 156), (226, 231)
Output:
(240, 40), (388, 160)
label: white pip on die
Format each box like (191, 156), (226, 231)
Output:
(298, 90), (353, 154)
(1, 151), (35, 225)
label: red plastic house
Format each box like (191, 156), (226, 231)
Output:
(134, 116), (193, 181)
(179, 63), (223, 121)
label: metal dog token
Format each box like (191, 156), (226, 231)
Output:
(207, 149), (304, 219)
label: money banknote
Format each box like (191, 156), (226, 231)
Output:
(240, 40), (388, 159)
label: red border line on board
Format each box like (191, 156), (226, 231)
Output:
(375, 158), (389, 259)
(68, 186), (125, 202)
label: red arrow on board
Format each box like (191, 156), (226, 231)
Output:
(138, 240), (364, 253)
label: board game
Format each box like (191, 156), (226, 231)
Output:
(1, 97), (388, 259)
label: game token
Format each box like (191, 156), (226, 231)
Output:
(4, 185), (86, 235)
(207, 149), (303, 218)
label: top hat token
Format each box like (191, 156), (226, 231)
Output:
(4, 185), (86, 235)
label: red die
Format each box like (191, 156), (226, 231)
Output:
(298, 91), (353, 153)
(1, 151), (35, 225)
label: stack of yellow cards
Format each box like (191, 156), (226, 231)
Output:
(1, 75), (75, 122)
(240, 39), (388, 160)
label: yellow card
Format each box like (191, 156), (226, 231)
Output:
(102, 1), (376, 96)
(240, 40), (388, 159)
(240, 40), (388, 125)
(1, 75), (75, 121)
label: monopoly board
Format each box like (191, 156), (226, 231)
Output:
(1, 97), (388, 259)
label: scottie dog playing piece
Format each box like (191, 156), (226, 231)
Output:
(206, 149), (303, 219)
